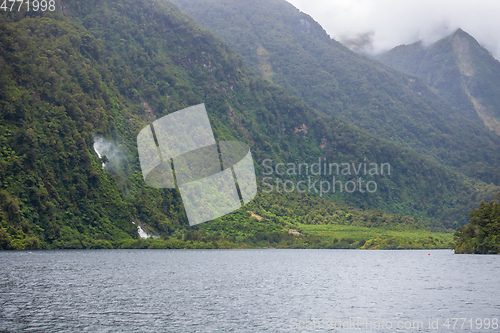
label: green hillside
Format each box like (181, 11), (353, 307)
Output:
(170, 0), (500, 185)
(378, 29), (500, 136)
(0, 0), (498, 249)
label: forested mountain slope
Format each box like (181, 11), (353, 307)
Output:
(0, 0), (497, 249)
(171, 0), (500, 185)
(377, 29), (500, 136)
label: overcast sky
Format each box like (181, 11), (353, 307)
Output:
(286, 0), (500, 60)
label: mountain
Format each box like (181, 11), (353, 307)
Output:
(377, 29), (500, 136)
(169, 0), (500, 185)
(0, 0), (498, 249)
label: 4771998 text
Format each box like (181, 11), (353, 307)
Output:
(1, 0), (55, 12)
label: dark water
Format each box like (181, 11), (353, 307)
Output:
(0, 250), (498, 332)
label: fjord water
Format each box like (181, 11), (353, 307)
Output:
(0, 250), (498, 332)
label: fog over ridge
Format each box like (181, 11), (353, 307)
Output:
(286, 0), (500, 60)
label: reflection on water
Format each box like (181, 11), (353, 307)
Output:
(0, 250), (498, 332)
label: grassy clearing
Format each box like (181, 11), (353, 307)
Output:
(298, 224), (454, 249)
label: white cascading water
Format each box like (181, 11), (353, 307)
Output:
(93, 141), (106, 169)
(137, 226), (150, 239)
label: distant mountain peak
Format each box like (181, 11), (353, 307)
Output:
(453, 28), (471, 38)
(451, 28), (480, 46)
(377, 29), (500, 136)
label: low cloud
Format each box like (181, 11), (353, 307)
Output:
(93, 135), (131, 190)
(287, 0), (500, 59)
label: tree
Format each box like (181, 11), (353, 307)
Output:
(454, 193), (500, 254)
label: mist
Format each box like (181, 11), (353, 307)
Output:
(93, 135), (130, 188)
(286, 0), (500, 60)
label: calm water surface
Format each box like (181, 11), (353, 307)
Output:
(0, 249), (498, 332)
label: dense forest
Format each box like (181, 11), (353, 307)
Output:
(0, 0), (498, 250)
(454, 193), (500, 254)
